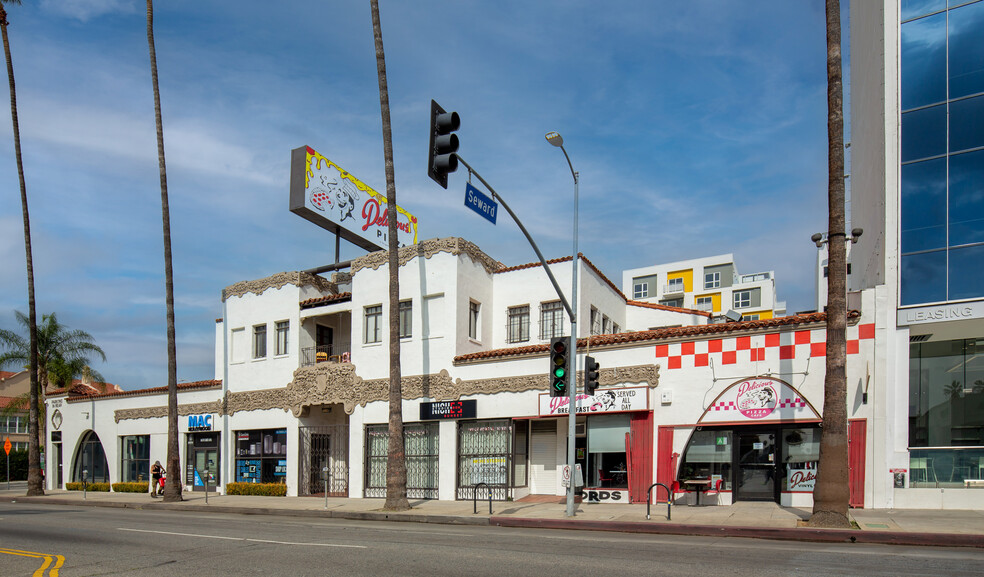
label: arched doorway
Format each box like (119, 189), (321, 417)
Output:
(73, 430), (109, 483)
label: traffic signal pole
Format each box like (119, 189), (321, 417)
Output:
(455, 156), (574, 320)
(457, 155), (580, 517)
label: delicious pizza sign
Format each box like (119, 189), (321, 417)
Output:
(289, 146), (418, 252)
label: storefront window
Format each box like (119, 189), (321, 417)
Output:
(780, 428), (819, 492)
(909, 338), (984, 448)
(587, 414), (629, 487)
(679, 430), (733, 490)
(457, 419), (513, 500)
(74, 431), (109, 483)
(365, 422), (439, 499)
(121, 435), (149, 483)
(235, 429), (287, 484)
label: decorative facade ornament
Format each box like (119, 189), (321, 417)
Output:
(222, 271), (337, 301)
(114, 400), (222, 423)
(351, 237), (502, 276)
(113, 362), (659, 422)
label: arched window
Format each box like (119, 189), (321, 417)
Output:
(73, 430), (109, 483)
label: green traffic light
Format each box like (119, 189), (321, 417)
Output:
(554, 367), (565, 378)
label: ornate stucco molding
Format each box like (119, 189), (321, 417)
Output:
(114, 401), (222, 424)
(222, 271), (336, 301)
(351, 237), (502, 276)
(114, 362), (660, 422)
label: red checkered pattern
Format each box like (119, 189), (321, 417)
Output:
(655, 323), (874, 370)
(710, 397), (804, 412)
(778, 398), (807, 409)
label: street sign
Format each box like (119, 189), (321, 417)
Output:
(3, 437), (10, 456)
(464, 182), (497, 224)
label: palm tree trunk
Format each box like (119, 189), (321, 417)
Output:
(808, 0), (850, 528)
(371, 0), (409, 512)
(146, 0), (181, 502)
(2, 4), (43, 497)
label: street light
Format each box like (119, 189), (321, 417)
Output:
(546, 131), (579, 518)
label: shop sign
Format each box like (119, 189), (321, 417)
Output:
(787, 467), (817, 492)
(898, 301), (984, 326)
(419, 399), (477, 420)
(539, 387), (648, 416)
(701, 377), (818, 424)
(289, 146), (418, 252)
(471, 456), (507, 484)
(578, 489), (629, 504)
(188, 414), (213, 431)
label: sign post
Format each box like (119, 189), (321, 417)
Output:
(4, 437), (10, 490)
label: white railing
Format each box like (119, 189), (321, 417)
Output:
(663, 283), (685, 294)
(694, 301), (713, 312)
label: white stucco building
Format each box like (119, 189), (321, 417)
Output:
(45, 237), (892, 510)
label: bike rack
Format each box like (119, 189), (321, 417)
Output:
(473, 483), (492, 515)
(646, 482), (672, 521)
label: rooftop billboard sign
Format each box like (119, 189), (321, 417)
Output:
(289, 146), (418, 252)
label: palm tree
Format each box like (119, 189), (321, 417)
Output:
(0, 311), (107, 393)
(1, 0), (42, 496)
(808, 0), (851, 529)
(0, 312), (107, 461)
(370, 0), (409, 511)
(145, 0), (181, 502)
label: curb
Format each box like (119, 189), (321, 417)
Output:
(490, 516), (984, 548)
(9, 496), (490, 527)
(9, 497), (984, 548)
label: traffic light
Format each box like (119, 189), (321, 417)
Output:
(428, 99), (460, 189)
(584, 355), (600, 395)
(549, 337), (569, 398)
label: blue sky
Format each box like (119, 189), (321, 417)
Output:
(1, 0), (843, 390)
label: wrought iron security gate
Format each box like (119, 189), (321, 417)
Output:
(299, 425), (349, 496)
(364, 422), (440, 499)
(456, 419), (517, 501)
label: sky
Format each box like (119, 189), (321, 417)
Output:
(0, 0), (845, 390)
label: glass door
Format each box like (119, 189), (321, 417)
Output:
(736, 431), (777, 501)
(193, 449), (219, 490)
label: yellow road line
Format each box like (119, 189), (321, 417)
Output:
(0, 547), (65, 576)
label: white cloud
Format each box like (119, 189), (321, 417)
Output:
(40, 0), (137, 22)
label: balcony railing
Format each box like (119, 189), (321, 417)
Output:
(694, 301), (714, 312)
(739, 272), (771, 283)
(300, 344), (352, 367)
(663, 283), (685, 294)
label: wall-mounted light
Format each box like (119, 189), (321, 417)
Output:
(812, 228), (863, 248)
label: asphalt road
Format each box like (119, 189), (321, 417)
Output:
(1, 502), (983, 577)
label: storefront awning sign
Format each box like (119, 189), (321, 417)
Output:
(539, 387), (648, 416)
(699, 377), (819, 424)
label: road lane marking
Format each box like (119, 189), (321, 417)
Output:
(118, 528), (366, 548)
(246, 538), (365, 548)
(0, 547), (65, 577)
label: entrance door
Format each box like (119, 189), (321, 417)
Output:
(849, 419), (867, 508)
(736, 431), (777, 501)
(193, 449), (219, 491)
(309, 433), (331, 495)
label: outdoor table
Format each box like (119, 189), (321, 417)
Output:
(683, 478), (712, 506)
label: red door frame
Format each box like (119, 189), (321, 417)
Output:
(655, 425), (674, 503)
(848, 419), (866, 508)
(627, 412), (654, 503)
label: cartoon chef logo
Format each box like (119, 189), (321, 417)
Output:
(736, 379), (777, 419)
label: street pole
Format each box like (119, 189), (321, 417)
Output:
(546, 131), (579, 518)
(566, 169), (579, 518)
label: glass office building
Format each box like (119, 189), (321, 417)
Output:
(898, 0), (984, 488)
(900, 0), (984, 306)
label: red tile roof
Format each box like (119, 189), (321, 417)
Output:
(0, 396), (21, 410)
(627, 299), (713, 318)
(64, 379), (222, 402)
(300, 292), (352, 309)
(454, 311), (853, 363)
(0, 371), (18, 380)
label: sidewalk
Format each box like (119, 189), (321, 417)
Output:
(4, 487), (984, 548)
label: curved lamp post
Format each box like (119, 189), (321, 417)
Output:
(546, 131), (580, 518)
